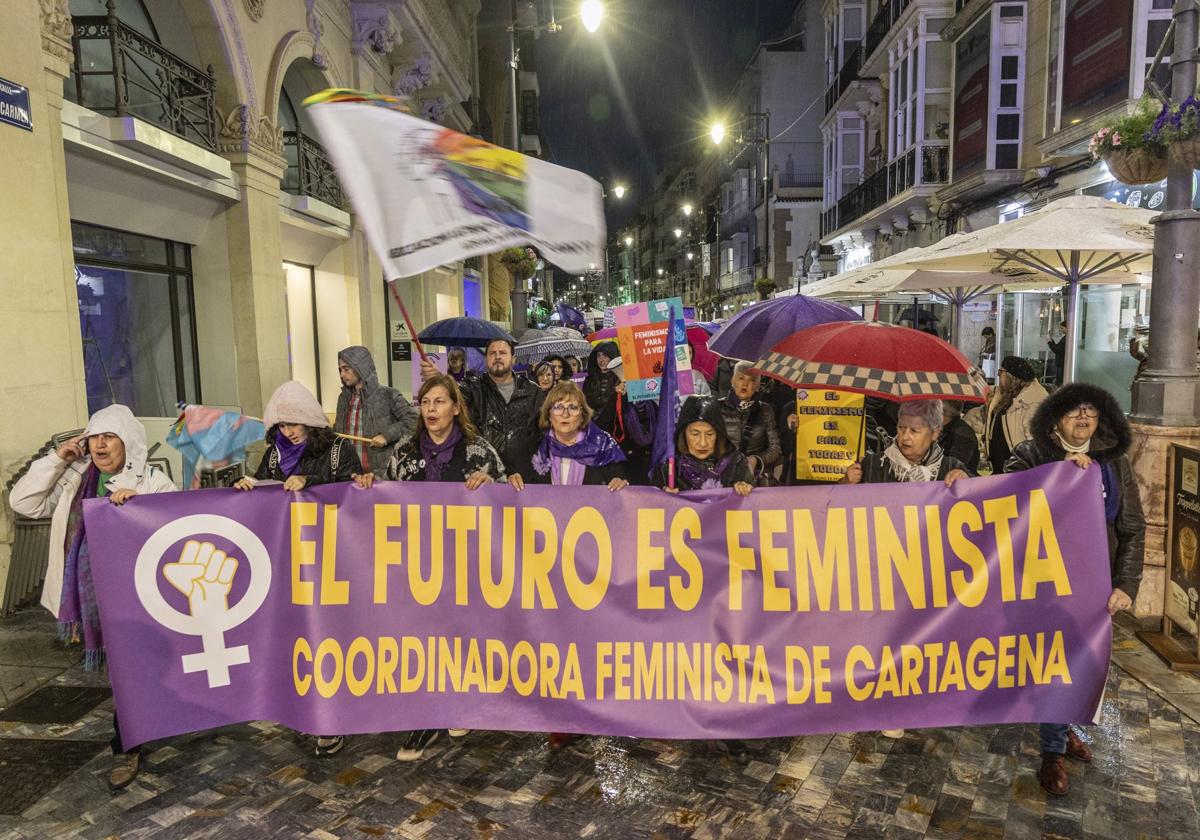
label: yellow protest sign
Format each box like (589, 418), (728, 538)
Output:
(794, 389), (866, 482)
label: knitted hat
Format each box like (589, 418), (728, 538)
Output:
(263, 381), (329, 429)
(999, 355), (1036, 382)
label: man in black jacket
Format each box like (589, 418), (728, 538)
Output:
(424, 338), (544, 474)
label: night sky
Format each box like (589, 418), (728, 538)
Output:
(535, 0), (796, 229)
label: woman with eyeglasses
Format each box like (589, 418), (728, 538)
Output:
(353, 373), (506, 762)
(1004, 382), (1145, 798)
(508, 380), (628, 493)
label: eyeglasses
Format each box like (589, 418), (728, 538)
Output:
(1064, 404), (1099, 419)
(551, 403), (582, 415)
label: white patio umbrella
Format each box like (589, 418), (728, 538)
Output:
(802, 239), (1050, 344)
(899, 196), (1155, 381)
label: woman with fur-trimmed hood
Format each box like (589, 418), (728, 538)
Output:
(1004, 382), (1145, 798)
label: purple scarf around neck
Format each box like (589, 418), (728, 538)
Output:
(531, 422), (626, 482)
(275, 429), (308, 476)
(419, 424), (463, 480)
(60, 464), (104, 669)
(677, 452), (737, 491)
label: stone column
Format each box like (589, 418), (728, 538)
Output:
(218, 107), (291, 417)
(0, 1), (89, 607)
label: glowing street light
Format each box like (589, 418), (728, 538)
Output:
(657, 268), (664, 276)
(709, 122), (726, 145)
(623, 235), (633, 246)
(673, 227), (683, 238)
(581, 0), (604, 33)
(682, 203), (693, 216)
(612, 183), (626, 199)
(686, 252), (694, 261)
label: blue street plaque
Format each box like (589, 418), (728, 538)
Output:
(0, 77), (32, 132)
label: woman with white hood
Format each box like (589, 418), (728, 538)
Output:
(9, 403), (177, 790)
(234, 381), (359, 492)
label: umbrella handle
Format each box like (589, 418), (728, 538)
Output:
(386, 278), (428, 363)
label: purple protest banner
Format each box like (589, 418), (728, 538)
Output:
(84, 463), (1113, 748)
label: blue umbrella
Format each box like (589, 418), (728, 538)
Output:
(418, 317), (515, 349)
(708, 295), (863, 362)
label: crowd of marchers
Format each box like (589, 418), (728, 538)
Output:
(9, 337), (1143, 799)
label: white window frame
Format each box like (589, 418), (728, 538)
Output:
(990, 4), (1026, 170)
(1132, 0), (1174, 99)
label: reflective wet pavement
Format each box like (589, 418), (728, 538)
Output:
(1, 608), (1197, 840)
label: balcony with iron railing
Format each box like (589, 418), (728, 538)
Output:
(68, 2), (217, 150)
(824, 43), (864, 114)
(863, 0), (913, 66)
(820, 142), (949, 237)
(282, 131), (347, 210)
(719, 267), (755, 291)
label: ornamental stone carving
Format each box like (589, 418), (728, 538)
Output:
(394, 55), (435, 95)
(39, 0), (73, 62)
(305, 0), (328, 69)
(421, 96), (448, 124)
(218, 104), (285, 162)
(351, 3), (399, 56)
(243, 0), (265, 22)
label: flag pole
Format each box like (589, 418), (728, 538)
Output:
(386, 278), (429, 363)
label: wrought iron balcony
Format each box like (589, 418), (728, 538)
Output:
(68, 3), (217, 149)
(283, 131), (347, 210)
(820, 142), (949, 237)
(824, 44), (863, 114)
(864, 0), (913, 64)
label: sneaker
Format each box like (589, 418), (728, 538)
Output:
(396, 729), (441, 761)
(315, 736), (345, 757)
(108, 752), (140, 790)
(447, 729), (470, 738)
(881, 729), (905, 738)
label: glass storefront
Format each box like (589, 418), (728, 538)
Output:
(283, 261), (351, 413)
(72, 221), (200, 416)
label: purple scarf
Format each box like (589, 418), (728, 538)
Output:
(275, 429), (307, 476)
(677, 453), (737, 491)
(532, 422), (626, 483)
(418, 425), (463, 481)
(60, 464), (104, 669)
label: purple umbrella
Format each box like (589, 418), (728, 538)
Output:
(707, 295), (863, 362)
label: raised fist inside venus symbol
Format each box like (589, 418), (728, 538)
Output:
(163, 540), (239, 617)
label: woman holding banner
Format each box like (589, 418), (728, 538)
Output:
(841, 398), (972, 739)
(233, 381), (360, 493)
(509, 379), (628, 749)
(354, 373), (507, 761)
(1004, 382), (1145, 797)
(654, 396), (754, 495)
(9, 404), (177, 790)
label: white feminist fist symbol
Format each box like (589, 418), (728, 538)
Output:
(135, 515), (272, 688)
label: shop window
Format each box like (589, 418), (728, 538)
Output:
(71, 221), (200, 417)
(283, 262), (351, 413)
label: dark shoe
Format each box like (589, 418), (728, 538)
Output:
(1038, 753), (1069, 796)
(108, 752), (140, 791)
(315, 735), (344, 757)
(720, 739), (749, 757)
(396, 729), (440, 762)
(548, 732), (572, 749)
(1065, 729), (1093, 763)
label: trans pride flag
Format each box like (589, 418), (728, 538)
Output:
(166, 405), (263, 489)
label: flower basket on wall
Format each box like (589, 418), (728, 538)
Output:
(1104, 148), (1169, 186)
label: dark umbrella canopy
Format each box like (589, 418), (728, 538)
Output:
(752, 321), (989, 403)
(418, 317), (515, 349)
(708, 295), (862, 362)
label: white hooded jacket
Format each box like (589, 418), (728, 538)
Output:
(8, 405), (177, 617)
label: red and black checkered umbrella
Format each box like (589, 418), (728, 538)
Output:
(752, 321), (989, 403)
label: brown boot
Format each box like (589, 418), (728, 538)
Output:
(108, 752), (140, 791)
(1037, 753), (1069, 796)
(1065, 729), (1093, 763)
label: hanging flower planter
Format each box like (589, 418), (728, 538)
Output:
(1089, 97), (1168, 186)
(1104, 148), (1169, 185)
(1151, 96), (1200, 171)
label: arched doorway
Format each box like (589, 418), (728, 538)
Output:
(278, 60), (346, 209)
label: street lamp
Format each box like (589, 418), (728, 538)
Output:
(581, 0), (604, 33)
(686, 252), (694, 261)
(709, 122), (726, 145)
(623, 235), (633, 247)
(682, 203), (693, 217)
(612, 183), (627, 199)
(657, 268), (664, 276)
(673, 228), (683, 239)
